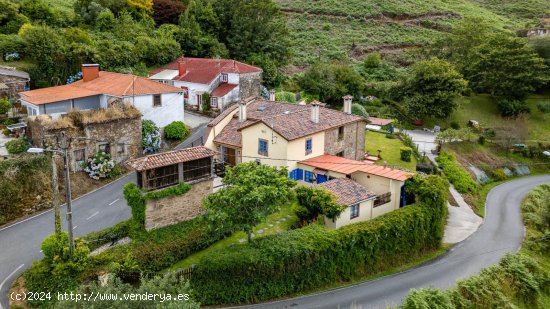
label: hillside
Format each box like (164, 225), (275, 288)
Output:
(276, 0), (550, 66)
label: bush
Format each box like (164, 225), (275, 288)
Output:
(5, 136), (31, 154)
(164, 121), (190, 140)
(142, 119), (160, 154)
(416, 163), (435, 174)
(294, 186), (344, 224)
(191, 176), (449, 305)
(491, 169), (508, 181)
(403, 288), (453, 309)
(84, 151), (116, 180)
(400, 147), (413, 162)
(0, 98), (11, 114)
(202, 93), (211, 112)
(436, 152), (478, 194)
(497, 98), (530, 117)
(478, 135), (486, 145)
(351, 103), (369, 118)
(275, 91), (296, 103)
(537, 101), (550, 114)
(450, 121), (460, 130)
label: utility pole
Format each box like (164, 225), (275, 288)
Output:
(51, 153), (61, 234)
(60, 132), (75, 255)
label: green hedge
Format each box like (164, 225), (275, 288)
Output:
(401, 147), (413, 162)
(164, 121), (190, 140)
(5, 136), (31, 154)
(436, 152), (478, 194)
(191, 175), (449, 305)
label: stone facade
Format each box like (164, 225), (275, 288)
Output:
(144, 178), (213, 230)
(239, 72), (262, 100)
(324, 120), (367, 161)
(27, 116), (142, 172)
(0, 66), (29, 102)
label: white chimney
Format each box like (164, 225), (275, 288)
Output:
(311, 102), (320, 123)
(239, 101), (247, 122)
(343, 95), (353, 114)
(269, 90), (276, 102)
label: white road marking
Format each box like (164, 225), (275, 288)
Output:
(39, 250), (42, 253)
(0, 264), (25, 309)
(73, 226), (78, 230)
(108, 198), (120, 206)
(86, 211), (99, 220)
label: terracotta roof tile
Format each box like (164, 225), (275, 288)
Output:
(213, 118), (257, 147)
(126, 146), (216, 171)
(211, 83), (238, 97)
(318, 178), (376, 206)
(20, 85), (101, 105)
(368, 117), (393, 126)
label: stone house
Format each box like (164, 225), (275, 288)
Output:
(20, 64), (185, 128)
(27, 104), (142, 172)
(149, 57), (262, 112)
(0, 66), (30, 102)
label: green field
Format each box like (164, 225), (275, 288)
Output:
(365, 131), (418, 171)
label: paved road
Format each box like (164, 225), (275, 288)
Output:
(242, 175), (550, 309)
(0, 173), (134, 309)
(175, 123), (208, 150)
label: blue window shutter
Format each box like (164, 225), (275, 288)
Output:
(289, 170), (296, 180)
(297, 169), (303, 180)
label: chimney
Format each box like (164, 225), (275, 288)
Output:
(82, 64), (99, 82)
(342, 95), (353, 114)
(178, 60), (187, 76)
(310, 102), (320, 123)
(269, 90), (276, 102)
(239, 101), (247, 122)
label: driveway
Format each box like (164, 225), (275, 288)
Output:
(185, 111), (211, 129)
(239, 175), (550, 309)
(403, 129), (438, 156)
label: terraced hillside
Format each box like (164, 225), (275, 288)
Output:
(276, 0), (550, 65)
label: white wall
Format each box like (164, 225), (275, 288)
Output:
(130, 92), (184, 128)
(228, 73), (239, 84)
(173, 80), (212, 107)
(325, 199), (375, 229)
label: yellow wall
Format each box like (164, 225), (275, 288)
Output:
(325, 199), (375, 229)
(286, 132), (325, 171)
(241, 122), (289, 168)
(204, 108), (239, 150)
(351, 171), (404, 213)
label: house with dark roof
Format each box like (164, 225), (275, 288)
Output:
(20, 64), (185, 127)
(204, 95), (367, 171)
(149, 57), (262, 112)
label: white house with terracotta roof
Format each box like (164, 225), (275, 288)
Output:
(149, 57), (262, 111)
(20, 64), (185, 127)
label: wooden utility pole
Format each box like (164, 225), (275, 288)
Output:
(51, 153), (61, 234)
(60, 132), (75, 255)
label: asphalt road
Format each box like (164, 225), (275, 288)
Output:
(175, 123), (207, 150)
(242, 175), (550, 309)
(0, 173), (134, 309)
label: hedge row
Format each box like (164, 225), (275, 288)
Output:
(436, 152), (479, 194)
(191, 176), (449, 305)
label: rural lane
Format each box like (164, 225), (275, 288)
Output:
(241, 175), (550, 309)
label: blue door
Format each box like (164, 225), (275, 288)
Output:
(317, 174), (327, 184)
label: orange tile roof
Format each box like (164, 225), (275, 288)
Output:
(318, 178), (376, 206)
(211, 83), (238, 97)
(368, 117), (393, 126)
(299, 154), (414, 181)
(126, 146), (216, 171)
(20, 72), (183, 105)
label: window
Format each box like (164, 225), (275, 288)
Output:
(304, 171), (314, 183)
(338, 126), (344, 140)
(98, 143), (111, 154)
(153, 94), (162, 107)
(220, 73), (228, 83)
(374, 192), (392, 207)
(350, 204), (360, 219)
(258, 139), (268, 156)
(336, 151), (344, 157)
(117, 143), (125, 155)
(210, 97), (218, 108)
(305, 138), (312, 155)
(74, 149), (86, 171)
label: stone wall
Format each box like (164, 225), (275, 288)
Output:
(324, 120), (367, 161)
(145, 178), (212, 230)
(0, 67), (29, 101)
(239, 72), (262, 100)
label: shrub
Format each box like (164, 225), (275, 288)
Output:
(537, 101), (550, 113)
(191, 176), (449, 305)
(142, 119), (160, 154)
(478, 135), (486, 145)
(492, 169), (508, 181)
(0, 97), (11, 114)
(5, 136), (30, 154)
(2, 128), (10, 136)
(450, 121), (460, 130)
(84, 151), (116, 180)
(436, 152), (478, 194)
(400, 147), (413, 162)
(497, 98), (530, 117)
(275, 91), (297, 103)
(202, 93), (211, 112)
(416, 163), (435, 174)
(123, 183), (146, 227)
(164, 121), (190, 140)
(403, 288), (453, 309)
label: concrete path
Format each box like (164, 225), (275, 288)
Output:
(185, 111), (212, 129)
(443, 185), (483, 244)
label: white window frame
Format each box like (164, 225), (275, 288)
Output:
(210, 97), (218, 108)
(350, 204), (360, 219)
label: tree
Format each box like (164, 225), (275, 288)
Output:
(152, 0), (185, 25)
(20, 25), (65, 83)
(0, 0), (19, 25)
(403, 58), (467, 119)
(294, 186), (344, 225)
(530, 36), (550, 66)
(204, 162), (296, 242)
(351, 103), (369, 118)
(0, 98), (11, 114)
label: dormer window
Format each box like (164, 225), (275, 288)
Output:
(220, 73), (228, 83)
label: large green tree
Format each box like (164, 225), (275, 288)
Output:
(204, 162), (296, 242)
(294, 186), (344, 225)
(402, 58), (467, 119)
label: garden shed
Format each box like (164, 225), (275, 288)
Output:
(127, 146), (216, 191)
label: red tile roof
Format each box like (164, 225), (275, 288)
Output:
(20, 71), (183, 105)
(150, 57), (262, 85)
(211, 83), (238, 97)
(318, 178), (376, 206)
(368, 117), (393, 126)
(299, 154), (413, 181)
(126, 146), (216, 171)
(213, 118), (258, 147)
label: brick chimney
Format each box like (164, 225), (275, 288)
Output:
(238, 101), (247, 122)
(178, 60), (186, 76)
(311, 102), (320, 123)
(342, 95), (353, 114)
(269, 90), (276, 102)
(82, 64), (99, 82)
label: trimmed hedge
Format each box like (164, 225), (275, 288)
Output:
(401, 146), (413, 162)
(191, 175), (449, 305)
(164, 121), (190, 140)
(436, 152), (478, 194)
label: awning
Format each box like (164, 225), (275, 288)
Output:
(312, 168), (328, 175)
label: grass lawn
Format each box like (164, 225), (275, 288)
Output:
(168, 202), (299, 271)
(365, 131), (417, 171)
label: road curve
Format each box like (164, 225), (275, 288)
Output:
(240, 175), (550, 309)
(0, 173), (135, 309)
